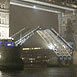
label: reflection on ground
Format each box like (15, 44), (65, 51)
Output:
(0, 66), (77, 77)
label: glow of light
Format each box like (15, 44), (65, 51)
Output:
(48, 43), (55, 50)
(37, 56), (41, 58)
(29, 58), (35, 60)
(63, 45), (66, 48)
(7, 43), (12, 46)
(54, 43), (59, 48)
(54, 43), (57, 47)
(33, 5), (36, 9)
(22, 58), (24, 60)
(34, 47), (41, 50)
(22, 47), (41, 50)
(22, 48), (30, 50)
(30, 60), (33, 63)
(45, 56), (47, 58)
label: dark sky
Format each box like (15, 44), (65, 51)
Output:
(9, 4), (58, 47)
(9, 5), (58, 36)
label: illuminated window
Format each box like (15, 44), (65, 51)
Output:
(37, 56), (41, 58)
(1, 18), (5, 24)
(0, 18), (5, 24)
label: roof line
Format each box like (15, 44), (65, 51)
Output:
(10, 1), (61, 14)
(22, 0), (76, 11)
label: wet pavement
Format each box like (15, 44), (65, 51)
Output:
(0, 67), (77, 77)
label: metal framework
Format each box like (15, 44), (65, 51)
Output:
(37, 28), (73, 57)
(10, 0), (74, 58)
(12, 26), (40, 46)
(12, 26), (73, 58)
